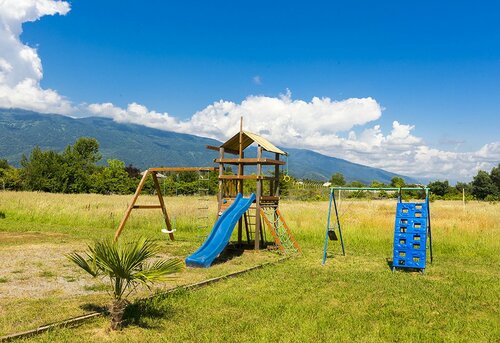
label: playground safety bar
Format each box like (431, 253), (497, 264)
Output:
(330, 187), (429, 191)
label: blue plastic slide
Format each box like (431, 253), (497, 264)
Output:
(185, 193), (256, 268)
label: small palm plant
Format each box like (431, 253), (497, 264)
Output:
(67, 237), (184, 330)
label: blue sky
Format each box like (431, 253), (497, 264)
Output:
(1, 0), (499, 180)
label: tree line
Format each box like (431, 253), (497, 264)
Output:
(0, 138), (219, 195)
(0, 137), (498, 201)
(327, 166), (500, 201)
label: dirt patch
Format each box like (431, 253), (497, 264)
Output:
(0, 242), (99, 299)
(0, 231), (71, 246)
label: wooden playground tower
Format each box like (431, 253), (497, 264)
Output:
(208, 119), (300, 253)
(114, 118), (299, 254)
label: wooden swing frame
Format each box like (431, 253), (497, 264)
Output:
(114, 167), (216, 241)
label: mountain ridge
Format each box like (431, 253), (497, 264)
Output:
(0, 108), (418, 184)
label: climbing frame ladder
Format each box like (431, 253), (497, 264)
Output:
(260, 207), (301, 255)
(196, 170), (211, 239)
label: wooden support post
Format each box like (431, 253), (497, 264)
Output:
(114, 170), (150, 241)
(218, 147), (225, 214)
(274, 153), (280, 196)
(254, 146), (263, 250)
(151, 172), (174, 240)
(244, 212), (251, 245)
(237, 117), (244, 246)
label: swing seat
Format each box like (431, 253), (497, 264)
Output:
(328, 229), (338, 241)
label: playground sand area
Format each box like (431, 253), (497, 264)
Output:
(0, 191), (499, 342)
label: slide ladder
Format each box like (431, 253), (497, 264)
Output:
(260, 207), (301, 255)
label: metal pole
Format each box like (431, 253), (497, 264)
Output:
(322, 188), (334, 265)
(331, 187), (430, 191)
(426, 189), (433, 263)
(333, 188), (345, 256)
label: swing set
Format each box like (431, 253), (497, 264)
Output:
(113, 167), (216, 241)
(322, 186), (433, 271)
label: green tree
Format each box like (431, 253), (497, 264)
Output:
(0, 159), (9, 170)
(0, 160), (22, 191)
(370, 180), (384, 188)
(92, 159), (135, 194)
(330, 172), (346, 186)
(455, 182), (472, 195)
(20, 147), (64, 192)
(61, 138), (101, 193)
(390, 176), (405, 188)
(67, 238), (184, 330)
(428, 180), (450, 197)
(471, 170), (497, 200)
(125, 164), (141, 179)
(2, 168), (22, 190)
(490, 163), (500, 195)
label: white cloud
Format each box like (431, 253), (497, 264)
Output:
(87, 93), (499, 180)
(1, 1), (498, 181)
(87, 91), (383, 143)
(88, 102), (184, 131)
(252, 75), (262, 85)
(0, 0), (72, 114)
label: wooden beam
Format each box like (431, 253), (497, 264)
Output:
(217, 147), (224, 214)
(218, 175), (274, 180)
(132, 205), (163, 209)
(213, 158), (285, 166)
(148, 167), (216, 172)
(260, 196), (280, 202)
(151, 172), (175, 241)
(114, 170), (150, 241)
(275, 153), (280, 197)
(207, 145), (239, 155)
(206, 145), (220, 152)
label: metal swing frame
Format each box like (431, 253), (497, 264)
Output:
(322, 186), (433, 266)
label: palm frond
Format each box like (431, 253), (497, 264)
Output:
(67, 237), (182, 301)
(134, 258), (184, 284)
(66, 251), (99, 277)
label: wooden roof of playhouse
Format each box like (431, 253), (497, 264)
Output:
(221, 130), (287, 156)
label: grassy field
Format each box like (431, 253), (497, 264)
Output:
(0, 191), (499, 342)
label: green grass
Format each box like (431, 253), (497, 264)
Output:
(0, 191), (499, 342)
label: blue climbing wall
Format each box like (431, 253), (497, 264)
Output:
(393, 202), (428, 271)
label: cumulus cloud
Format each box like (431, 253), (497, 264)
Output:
(331, 125), (500, 180)
(87, 91), (383, 142)
(87, 93), (499, 180)
(1, 0), (498, 181)
(0, 0), (72, 113)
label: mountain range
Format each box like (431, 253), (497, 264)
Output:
(0, 108), (417, 184)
